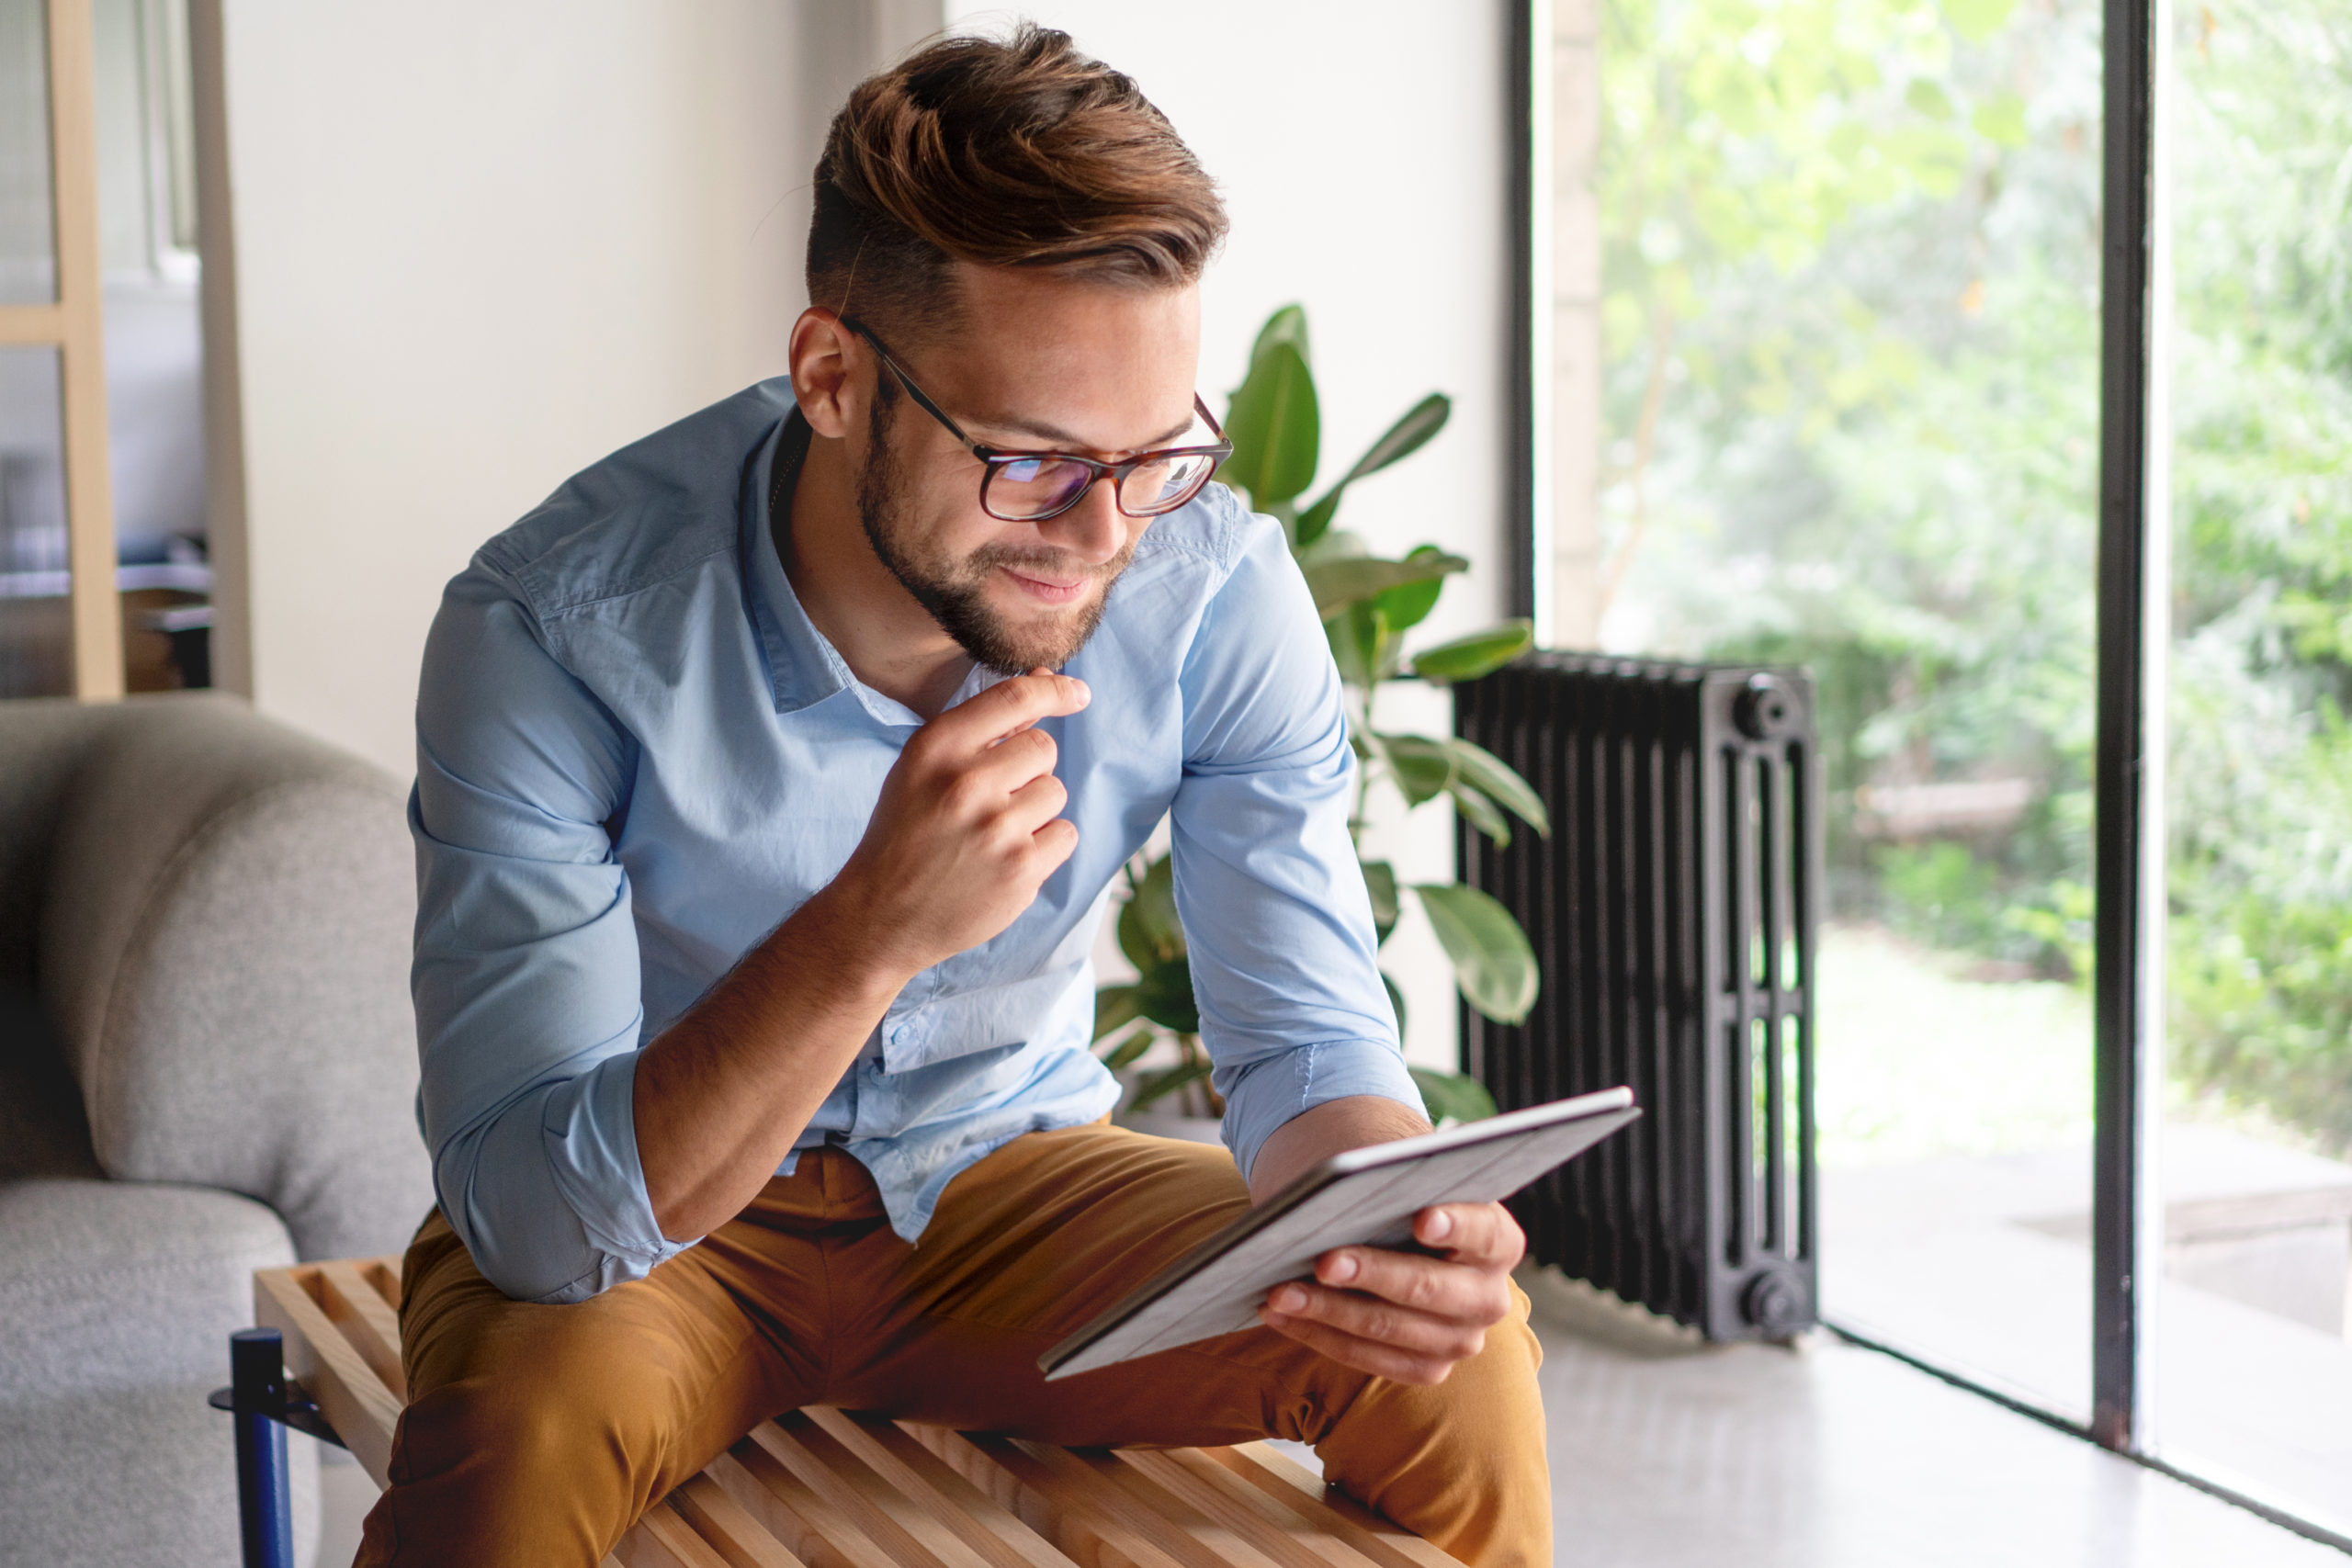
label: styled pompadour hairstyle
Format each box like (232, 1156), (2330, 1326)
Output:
(807, 24), (1227, 341)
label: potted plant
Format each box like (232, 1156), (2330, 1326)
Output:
(1098, 304), (1547, 1137)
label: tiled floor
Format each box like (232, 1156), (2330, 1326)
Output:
(313, 1269), (2348, 1567)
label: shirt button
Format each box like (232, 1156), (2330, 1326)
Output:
(888, 1024), (911, 1047)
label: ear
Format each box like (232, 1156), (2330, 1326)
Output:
(789, 309), (863, 439)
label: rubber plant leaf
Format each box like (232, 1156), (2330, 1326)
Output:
(1413, 882), (1540, 1024)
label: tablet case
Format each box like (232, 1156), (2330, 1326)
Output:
(1040, 1087), (1640, 1379)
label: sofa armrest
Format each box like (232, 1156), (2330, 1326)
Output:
(36, 694), (431, 1260)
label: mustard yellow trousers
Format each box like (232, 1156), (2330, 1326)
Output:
(356, 1121), (1550, 1566)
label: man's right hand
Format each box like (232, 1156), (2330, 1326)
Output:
(635, 667), (1089, 1242)
(827, 669), (1091, 982)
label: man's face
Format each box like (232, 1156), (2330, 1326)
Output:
(852, 266), (1204, 676)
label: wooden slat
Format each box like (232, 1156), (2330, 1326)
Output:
(1200, 1449), (1456, 1568)
(1005, 1441), (1289, 1568)
(711, 1439), (900, 1568)
(803, 1412), (1071, 1568)
(253, 1266), (403, 1486)
(314, 1258), (407, 1400)
(668, 1475), (811, 1568)
(613, 1499), (736, 1568)
(911, 1427), (1202, 1568)
(756, 1415), (1005, 1568)
(1109, 1450), (1358, 1568)
(41, 0), (123, 700)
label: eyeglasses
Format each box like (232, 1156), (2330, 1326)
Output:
(842, 317), (1233, 524)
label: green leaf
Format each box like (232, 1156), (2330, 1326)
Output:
(1409, 621), (1532, 683)
(1093, 984), (1145, 1042)
(1370, 544), (1450, 634)
(1245, 303), (1309, 374)
(1361, 859), (1400, 942)
(1382, 969), (1408, 1034)
(1971, 91), (2028, 149)
(1099, 1026), (1154, 1072)
(1939, 0), (2018, 44)
(1291, 396), (1450, 550)
(1448, 781), (1511, 848)
(1293, 487), (1342, 549)
(1409, 1066), (1498, 1125)
(1379, 733), (1455, 807)
(1127, 1054), (1212, 1113)
(1413, 883), (1540, 1024)
(1116, 854), (1184, 969)
(1222, 341), (1319, 507)
(1339, 393), (1452, 485)
(1132, 955), (1201, 1035)
(1328, 601), (1387, 689)
(1445, 737), (1549, 837)
(1303, 552), (1466, 621)
(1904, 80), (1956, 121)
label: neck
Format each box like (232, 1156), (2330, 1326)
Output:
(782, 429), (974, 719)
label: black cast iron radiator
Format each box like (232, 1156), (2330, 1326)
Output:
(1454, 653), (1821, 1339)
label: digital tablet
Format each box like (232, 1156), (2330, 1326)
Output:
(1038, 1086), (1639, 1380)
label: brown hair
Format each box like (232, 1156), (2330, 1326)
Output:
(808, 24), (1227, 341)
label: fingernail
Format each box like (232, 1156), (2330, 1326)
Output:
(1423, 1211), (1453, 1242)
(1272, 1285), (1307, 1313)
(1325, 1254), (1358, 1283)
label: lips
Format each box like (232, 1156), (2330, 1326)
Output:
(1000, 566), (1091, 605)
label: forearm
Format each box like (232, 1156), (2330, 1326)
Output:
(633, 883), (911, 1240)
(1247, 1093), (1432, 1204)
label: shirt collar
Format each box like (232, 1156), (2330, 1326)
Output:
(740, 404), (1003, 727)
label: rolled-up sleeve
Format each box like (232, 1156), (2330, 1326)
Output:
(1172, 519), (1426, 1181)
(411, 558), (687, 1303)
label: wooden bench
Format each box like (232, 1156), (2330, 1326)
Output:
(252, 1257), (1457, 1568)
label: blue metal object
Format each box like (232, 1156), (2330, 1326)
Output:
(226, 1328), (297, 1568)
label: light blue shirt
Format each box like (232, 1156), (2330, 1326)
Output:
(411, 378), (1420, 1304)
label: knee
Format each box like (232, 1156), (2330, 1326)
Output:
(393, 1311), (683, 1491)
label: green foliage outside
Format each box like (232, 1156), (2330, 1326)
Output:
(1600, 0), (2352, 1147)
(1095, 306), (1538, 1127)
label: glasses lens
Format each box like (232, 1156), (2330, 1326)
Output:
(1117, 452), (1218, 516)
(985, 457), (1099, 521)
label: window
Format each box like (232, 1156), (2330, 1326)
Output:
(1529, 0), (2352, 1546)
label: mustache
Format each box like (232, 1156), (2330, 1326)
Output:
(967, 541), (1133, 585)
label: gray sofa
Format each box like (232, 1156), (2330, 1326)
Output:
(0, 694), (431, 1568)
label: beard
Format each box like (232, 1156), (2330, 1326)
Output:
(854, 385), (1135, 677)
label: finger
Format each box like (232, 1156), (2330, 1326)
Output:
(960, 724), (1061, 797)
(932, 671), (1090, 752)
(1413, 1201), (1524, 1269)
(1315, 1247), (1510, 1325)
(1257, 1307), (1457, 1386)
(1003, 771), (1070, 835)
(1029, 816), (1080, 867)
(1262, 1280), (1489, 1359)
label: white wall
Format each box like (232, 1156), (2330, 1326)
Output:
(214, 1), (853, 771)
(217, 2), (1513, 1070)
(952, 4), (1515, 1068)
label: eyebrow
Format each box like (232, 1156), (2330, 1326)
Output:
(971, 410), (1201, 455)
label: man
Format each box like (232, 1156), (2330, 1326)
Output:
(364, 26), (1547, 1567)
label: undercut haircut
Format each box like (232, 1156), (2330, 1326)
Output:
(808, 24), (1227, 344)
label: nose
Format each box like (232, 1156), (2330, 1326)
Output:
(1042, 473), (1129, 568)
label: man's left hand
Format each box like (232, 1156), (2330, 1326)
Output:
(1256, 1200), (1524, 1385)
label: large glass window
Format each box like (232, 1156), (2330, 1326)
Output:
(1587, 0), (2104, 1418)
(2155, 0), (2352, 1535)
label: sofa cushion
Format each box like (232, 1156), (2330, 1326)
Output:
(0, 1178), (295, 1400)
(30, 695), (432, 1260)
(0, 1179), (322, 1561)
